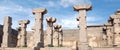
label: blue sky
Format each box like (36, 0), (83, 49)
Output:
(0, 0), (120, 31)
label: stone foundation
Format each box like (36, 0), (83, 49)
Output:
(40, 47), (72, 50)
(0, 48), (33, 50)
(93, 47), (120, 50)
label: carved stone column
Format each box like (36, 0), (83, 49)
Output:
(17, 20), (30, 47)
(53, 24), (61, 47)
(29, 8), (47, 48)
(74, 4), (92, 50)
(110, 10), (120, 46)
(45, 17), (56, 47)
(1, 16), (12, 47)
(58, 28), (63, 47)
(103, 24), (113, 47)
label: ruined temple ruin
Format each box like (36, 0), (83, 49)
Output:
(0, 1), (120, 50)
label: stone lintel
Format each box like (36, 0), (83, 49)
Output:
(73, 4), (92, 11)
(32, 8), (47, 14)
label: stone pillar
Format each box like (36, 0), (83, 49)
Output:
(74, 4), (92, 50)
(53, 24), (61, 47)
(58, 28), (63, 47)
(106, 28), (113, 46)
(110, 10), (120, 46)
(45, 17), (56, 47)
(17, 20), (30, 47)
(30, 8), (47, 48)
(1, 16), (12, 47)
(16, 27), (21, 47)
(103, 24), (113, 46)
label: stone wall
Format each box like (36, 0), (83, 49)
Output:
(0, 24), (18, 47)
(0, 25), (3, 47)
(26, 25), (110, 48)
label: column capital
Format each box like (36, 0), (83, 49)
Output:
(54, 24), (61, 29)
(18, 20), (30, 28)
(32, 8), (47, 15)
(110, 10), (120, 19)
(19, 20), (30, 25)
(73, 4), (92, 11)
(115, 9), (120, 15)
(46, 17), (56, 23)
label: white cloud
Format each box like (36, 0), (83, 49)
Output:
(59, 18), (78, 29)
(104, 0), (119, 2)
(60, 0), (92, 8)
(47, 1), (55, 7)
(87, 16), (102, 22)
(57, 15), (103, 29)
(0, 0), (105, 30)
(28, 0), (56, 8)
(0, 0), (32, 31)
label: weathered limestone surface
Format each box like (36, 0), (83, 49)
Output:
(0, 48), (33, 50)
(103, 24), (113, 47)
(53, 24), (61, 47)
(40, 47), (72, 50)
(58, 29), (63, 46)
(110, 10), (120, 46)
(17, 20), (30, 47)
(1, 16), (12, 47)
(45, 17), (56, 47)
(93, 47), (120, 50)
(28, 8), (47, 49)
(74, 4), (92, 50)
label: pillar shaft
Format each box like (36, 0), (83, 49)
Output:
(31, 8), (47, 48)
(46, 22), (53, 46)
(1, 16), (12, 47)
(17, 20), (29, 47)
(53, 29), (59, 47)
(53, 24), (61, 47)
(59, 30), (63, 46)
(106, 28), (113, 46)
(74, 4), (92, 50)
(34, 12), (44, 47)
(45, 17), (56, 47)
(78, 10), (87, 43)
